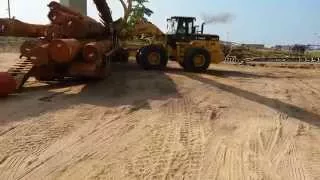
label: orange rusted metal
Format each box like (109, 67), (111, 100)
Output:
(61, 16), (105, 38)
(20, 39), (42, 59)
(0, 1), (116, 96)
(29, 43), (50, 66)
(68, 62), (106, 78)
(0, 18), (49, 38)
(0, 72), (17, 96)
(82, 40), (112, 63)
(48, 2), (105, 39)
(20, 39), (48, 59)
(48, 10), (75, 25)
(46, 24), (65, 39)
(48, 1), (83, 18)
(20, 39), (50, 66)
(49, 39), (82, 63)
(32, 65), (58, 81)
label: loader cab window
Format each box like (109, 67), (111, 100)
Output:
(167, 19), (178, 35)
(176, 20), (193, 35)
(187, 22), (193, 34)
(167, 17), (195, 35)
(177, 21), (186, 34)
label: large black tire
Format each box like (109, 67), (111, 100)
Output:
(183, 48), (211, 72)
(137, 45), (168, 70)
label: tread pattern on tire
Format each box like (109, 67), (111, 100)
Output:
(137, 45), (168, 70)
(183, 48), (211, 72)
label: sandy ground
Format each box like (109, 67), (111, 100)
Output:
(0, 52), (320, 180)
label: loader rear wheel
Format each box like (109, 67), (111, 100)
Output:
(137, 45), (168, 70)
(183, 48), (211, 72)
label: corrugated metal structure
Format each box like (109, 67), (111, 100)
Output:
(60, 0), (87, 15)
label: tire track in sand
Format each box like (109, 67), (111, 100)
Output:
(3, 107), (117, 180)
(245, 113), (289, 180)
(124, 95), (206, 180)
(286, 142), (306, 180)
(245, 112), (310, 180)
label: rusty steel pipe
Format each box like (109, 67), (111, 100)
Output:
(20, 39), (42, 59)
(82, 40), (112, 63)
(49, 39), (82, 63)
(0, 72), (16, 97)
(0, 18), (49, 37)
(61, 16), (105, 39)
(48, 1), (82, 18)
(69, 62), (98, 76)
(31, 65), (57, 81)
(46, 24), (65, 39)
(29, 43), (50, 66)
(20, 39), (48, 59)
(48, 12), (105, 38)
(48, 10), (76, 25)
(68, 62), (109, 79)
(47, 2), (106, 39)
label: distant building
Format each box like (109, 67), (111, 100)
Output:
(291, 44), (307, 54)
(241, 44), (265, 49)
(306, 44), (320, 50)
(60, 0), (87, 15)
(272, 44), (307, 54)
(273, 45), (292, 51)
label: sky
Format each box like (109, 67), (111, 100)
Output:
(0, 0), (320, 46)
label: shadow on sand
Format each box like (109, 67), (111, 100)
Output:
(167, 68), (320, 127)
(1, 63), (319, 128)
(0, 62), (180, 125)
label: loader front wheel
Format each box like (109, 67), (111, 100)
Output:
(183, 48), (211, 72)
(137, 45), (168, 70)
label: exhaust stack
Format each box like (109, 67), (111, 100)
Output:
(201, 22), (206, 34)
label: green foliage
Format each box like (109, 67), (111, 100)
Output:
(306, 50), (320, 57)
(229, 47), (298, 59)
(126, 0), (153, 29)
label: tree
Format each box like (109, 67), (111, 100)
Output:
(127, 0), (153, 26)
(93, 0), (153, 37)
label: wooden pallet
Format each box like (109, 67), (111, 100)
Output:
(7, 59), (34, 90)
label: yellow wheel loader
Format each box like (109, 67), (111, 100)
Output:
(123, 16), (225, 72)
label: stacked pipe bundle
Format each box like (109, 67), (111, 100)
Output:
(47, 1), (106, 39)
(0, 1), (114, 96)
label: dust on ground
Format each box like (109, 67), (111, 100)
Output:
(0, 52), (319, 180)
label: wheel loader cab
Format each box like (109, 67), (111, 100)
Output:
(167, 16), (196, 36)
